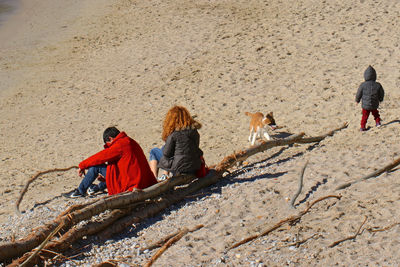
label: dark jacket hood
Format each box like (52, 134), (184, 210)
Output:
(175, 120), (202, 131)
(364, 65), (376, 81)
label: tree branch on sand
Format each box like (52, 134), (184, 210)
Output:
(15, 166), (79, 214)
(328, 216), (367, 248)
(140, 224), (204, 253)
(336, 156), (400, 190)
(5, 174), (199, 265)
(2, 123), (348, 264)
(143, 225), (204, 267)
(215, 122), (348, 172)
(367, 222), (400, 233)
(229, 195), (341, 250)
(20, 223), (64, 267)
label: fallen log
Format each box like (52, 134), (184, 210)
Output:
(9, 209), (131, 267)
(0, 174), (197, 262)
(336, 156), (400, 190)
(99, 170), (221, 239)
(215, 122), (348, 172)
(2, 123), (348, 264)
(19, 223), (64, 267)
(11, 172), (219, 266)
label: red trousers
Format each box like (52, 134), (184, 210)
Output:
(361, 109), (380, 129)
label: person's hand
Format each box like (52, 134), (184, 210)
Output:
(78, 168), (85, 177)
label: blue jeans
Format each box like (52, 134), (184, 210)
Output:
(149, 146), (164, 162)
(78, 165), (107, 194)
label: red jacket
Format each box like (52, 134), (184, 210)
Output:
(79, 132), (157, 195)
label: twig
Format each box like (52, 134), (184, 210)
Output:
(290, 161), (308, 208)
(40, 249), (78, 265)
(229, 195), (341, 250)
(328, 216), (367, 248)
(20, 222), (64, 267)
(92, 260), (119, 267)
(367, 222), (400, 233)
(336, 157), (400, 190)
(141, 224), (204, 253)
(144, 228), (189, 267)
(15, 166), (79, 214)
(287, 233), (320, 248)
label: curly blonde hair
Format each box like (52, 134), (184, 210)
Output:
(162, 106), (201, 141)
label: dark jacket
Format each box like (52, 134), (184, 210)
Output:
(355, 66), (384, 110)
(158, 127), (203, 175)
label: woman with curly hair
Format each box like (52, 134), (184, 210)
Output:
(149, 105), (205, 180)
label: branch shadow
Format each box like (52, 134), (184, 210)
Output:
(22, 194), (70, 214)
(382, 119), (400, 127)
(296, 176), (328, 206)
(234, 142), (322, 177)
(271, 130), (293, 139)
(25, 189), (105, 214)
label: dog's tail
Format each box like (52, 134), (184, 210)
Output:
(244, 112), (253, 117)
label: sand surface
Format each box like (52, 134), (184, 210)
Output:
(1, 0), (400, 265)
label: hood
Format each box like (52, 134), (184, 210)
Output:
(104, 132), (127, 148)
(175, 120), (202, 131)
(364, 65), (376, 81)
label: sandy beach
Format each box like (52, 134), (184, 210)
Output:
(1, 0), (400, 265)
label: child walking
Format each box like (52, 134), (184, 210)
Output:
(355, 65), (385, 131)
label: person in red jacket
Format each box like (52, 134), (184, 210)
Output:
(65, 127), (157, 198)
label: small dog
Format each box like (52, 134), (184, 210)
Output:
(245, 111), (277, 145)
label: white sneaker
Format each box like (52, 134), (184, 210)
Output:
(87, 185), (100, 196)
(157, 174), (168, 181)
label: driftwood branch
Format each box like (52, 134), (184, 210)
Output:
(144, 225), (203, 267)
(19, 222), (64, 267)
(287, 233), (320, 248)
(144, 228), (188, 267)
(141, 224), (204, 253)
(39, 249), (78, 265)
(15, 166), (79, 214)
(367, 222), (400, 233)
(1, 174), (197, 262)
(328, 216), (367, 248)
(336, 156), (400, 190)
(215, 122), (348, 172)
(290, 161), (308, 208)
(229, 195), (341, 250)
(92, 260), (119, 267)
(2, 123), (348, 264)
(99, 172), (221, 240)
(9, 173), (216, 266)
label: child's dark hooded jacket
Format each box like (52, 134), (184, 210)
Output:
(355, 66), (384, 110)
